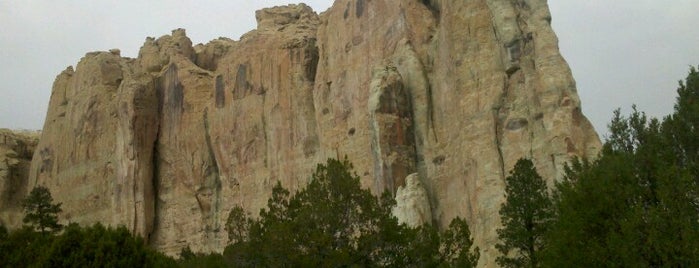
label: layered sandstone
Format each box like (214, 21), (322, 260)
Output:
(13, 1), (600, 266)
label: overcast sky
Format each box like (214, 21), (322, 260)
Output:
(1, 1), (697, 139)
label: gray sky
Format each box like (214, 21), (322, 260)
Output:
(1, 1), (698, 139)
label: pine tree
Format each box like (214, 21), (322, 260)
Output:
(542, 66), (699, 267)
(22, 186), (63, 234)
(496, 158), (552, 268)
(223, 158), (480, 267)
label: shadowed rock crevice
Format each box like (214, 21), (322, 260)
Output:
(369, 66), (418, 194)
(202, 109), (222, 234)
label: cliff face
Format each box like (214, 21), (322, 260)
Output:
(18, 0), (599, 266)
(0, 129), (39, 228)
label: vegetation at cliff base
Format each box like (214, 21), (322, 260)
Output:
(2, 160), (479, 267)
(1, 186), (175, 267)
(218, 158), (479, 267)
(497, 66), (699, 267)
(22, 185), (63, 234)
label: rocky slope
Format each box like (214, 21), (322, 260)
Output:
(5, 0), (600, 266)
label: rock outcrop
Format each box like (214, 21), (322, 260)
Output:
(392, 173), (432, 227)
(9, 1), (601, 266)
(0, 129), (39, 228)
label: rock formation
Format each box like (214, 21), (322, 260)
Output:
(5, 1), (601, 266)
(392, 173), (432, 227)
(0, 129), (39, 228)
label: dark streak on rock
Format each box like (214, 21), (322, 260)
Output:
(162, 64), (184, 118)
(202, 108), (222, 231)
(356, 0), (365, 18)
(215, 75), (225, 108)
(233, 64), (251, 100)
(304, 39), (319, 82)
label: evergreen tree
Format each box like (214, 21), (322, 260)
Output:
(441, 217), (480, 267)
(542, 66), (699, 267)
(0, 223), (176, 267)
(223, 158), (480, 267)
(496, 158), (552, 268)
(22, 185), (63, 234)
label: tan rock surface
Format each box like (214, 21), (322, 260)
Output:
(0, 129), (39, 228)
(11, 1), (600, 266)
(28, 51), (160, 239)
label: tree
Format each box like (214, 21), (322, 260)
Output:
(441, 217), (480, 267)
(0, 223), (176, 267)
(496, 158), (552, 267)
(224, 206), (251, 243)
(542, 66), (699, 267)
(22, 186), (63, 234)
(223, 158), (480, 267)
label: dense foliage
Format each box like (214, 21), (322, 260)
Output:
(0, 223), (175, 267)
(1, 186), (175, 267)
(221, 158), (480, 267)
(496, 159), (552, 268)
(541, 66), (699, 267)
(496, 66), (699, 267)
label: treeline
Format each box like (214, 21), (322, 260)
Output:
(496, 66), (699, 267)
(0, 186), (175, 267)
(180, 158), (480, 267)
(1, 160), (480, 267)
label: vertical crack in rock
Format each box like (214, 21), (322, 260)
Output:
(493, 75), (509, 180)
(261, 94), (269, 169)
(301, 41), (321, 158)
(150, 76), (164, 245)
(304, 39), (319, 83)
(202, 108), (222, 233)
(150, 132), (161, 243)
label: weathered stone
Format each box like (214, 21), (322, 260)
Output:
(10, 1), (601, 266)
(369, 65), (416, 194)
(392, 173), (432, 227)
(28, 51), (160, 240)
(0, 129), (39, 228)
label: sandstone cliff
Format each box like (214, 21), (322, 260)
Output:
(12, 1), (600, 266)
(0, 129), (39, 228)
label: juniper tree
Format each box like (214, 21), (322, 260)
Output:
(496, 158), (552, 268)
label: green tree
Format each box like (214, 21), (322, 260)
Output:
(441, 217), (480, 267)
(223, 158), (480, 267)
(22, 185), (63, 234)
(0, 223), (176, 267)
(37, 223), (176, 267)
(224, 206), (251, 244)
(178, 245), (227, 268)
(542, 66), (699, 267)
(496, 158), (552, 268)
